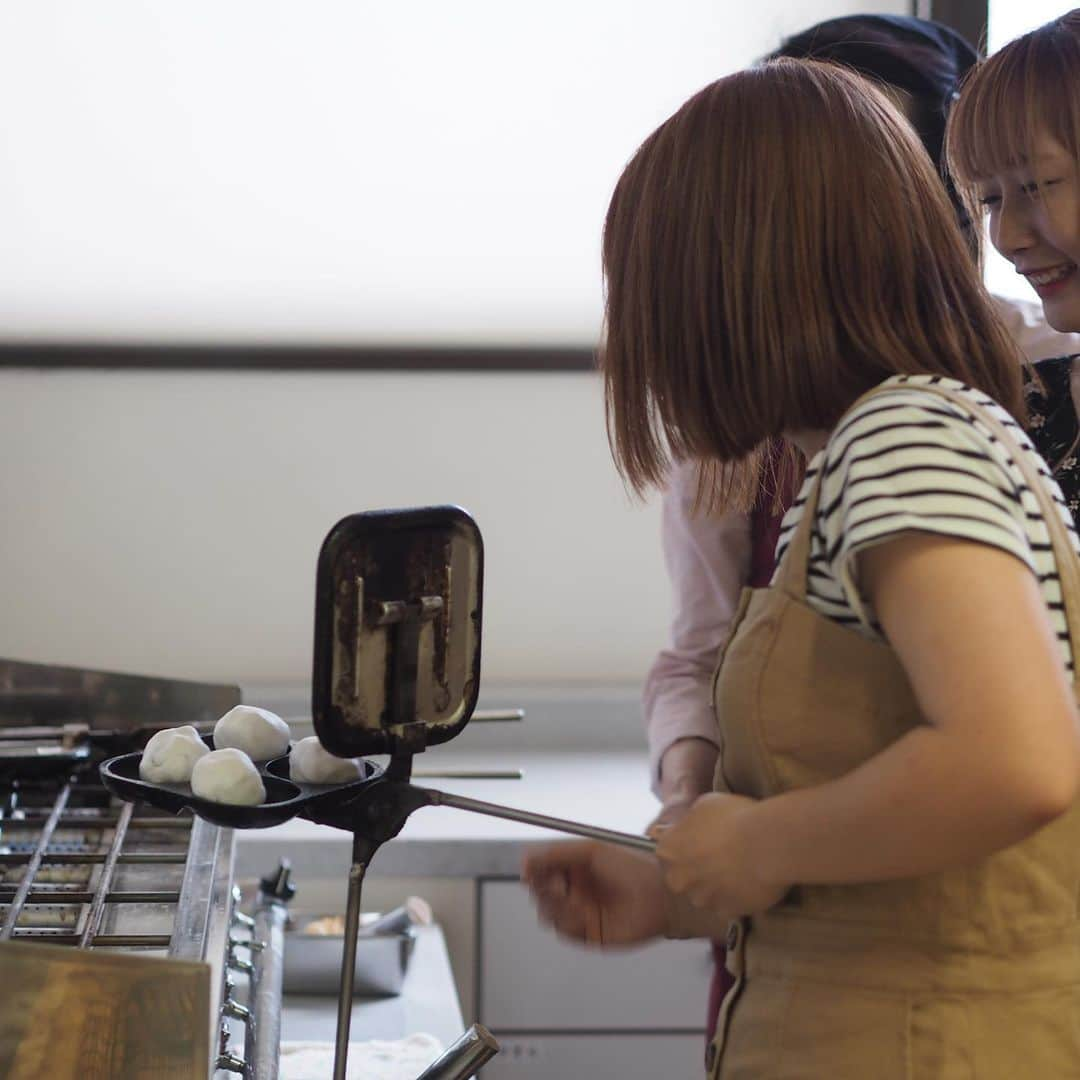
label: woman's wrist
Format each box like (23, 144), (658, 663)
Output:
(659, 737), (719, 804)
(740, 795), (794, 895)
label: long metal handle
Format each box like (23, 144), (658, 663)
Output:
(469, 709), (525, 723)
(415, 1023), (500, 1079)
(412, 769), (523, 780)
(419, 788), (656, 853)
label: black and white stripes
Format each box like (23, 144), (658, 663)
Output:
(774, 374), (1080, 673)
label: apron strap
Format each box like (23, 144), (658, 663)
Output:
(815, 380), (1080, 676)
(901, 381), (1080, 676)
(776, 379), (1080, 662)
(774, 459), (824, 601)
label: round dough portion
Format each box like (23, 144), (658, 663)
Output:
(290, 736), (364, 785)
(213, 705), (291, 761)
(139, 725), (209, 784)
(190, 748), (266, 806)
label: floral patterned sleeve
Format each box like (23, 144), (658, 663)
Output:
(1025, 355), (1080, 518)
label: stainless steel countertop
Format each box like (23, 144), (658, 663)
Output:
(277, 925), (465, 1050)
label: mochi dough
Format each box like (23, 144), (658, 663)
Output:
(289, 736), (364, 785)
(213, 705), (291, 761)
(190, 747), (266, 806)
(139, 725), (209, 784)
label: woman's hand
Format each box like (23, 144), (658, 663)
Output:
(521, 841), (667, 947)
(655, 793), (788, 916)
(648, 737), (719, 835)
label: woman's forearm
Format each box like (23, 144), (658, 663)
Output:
(746, 537), (1080, 892)
(747, 724), (1072, 891)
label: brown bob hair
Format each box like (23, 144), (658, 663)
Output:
(600, 58), (1025, 510)
(945, 10), (1080, 233)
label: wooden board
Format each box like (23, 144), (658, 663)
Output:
(0, 941), (209, 1079)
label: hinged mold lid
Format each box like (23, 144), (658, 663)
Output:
(312, 506), (483, 758)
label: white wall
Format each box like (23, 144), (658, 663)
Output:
(0, 0), (904, 346)
(0, 368), (670, 686)
(0, 0), (911, 690)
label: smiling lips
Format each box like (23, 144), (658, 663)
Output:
(1022, 262), (1078, 289)
(1019, 262), (1080, 295)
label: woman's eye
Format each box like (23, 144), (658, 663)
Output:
(1020, 178), (1063, 196)
(978, 193), (1001, 208)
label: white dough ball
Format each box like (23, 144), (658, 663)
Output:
(190, 748), (266, 806)
(213, 705), (291, 761)
(290, 736), (364, 785)
(139, 725), (209, 784)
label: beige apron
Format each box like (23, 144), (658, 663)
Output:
(706, 383), (1080, 1079)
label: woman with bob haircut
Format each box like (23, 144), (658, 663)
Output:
(524, 58), (1080, 1077)
(644, 13), (1080, 1053)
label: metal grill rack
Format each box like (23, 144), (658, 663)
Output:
(0, 776), (198, 949)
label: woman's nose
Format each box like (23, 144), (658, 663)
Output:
(991, 195), (1038, 262)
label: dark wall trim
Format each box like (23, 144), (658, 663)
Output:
(929, 0), (989, 52)
(0, 343), (597, 372)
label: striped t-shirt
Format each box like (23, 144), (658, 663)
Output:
(773, 374), (1080, 674)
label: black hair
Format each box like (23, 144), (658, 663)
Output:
(766, 15), (980, 229)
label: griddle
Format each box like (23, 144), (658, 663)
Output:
(101, 505), (655, 1080)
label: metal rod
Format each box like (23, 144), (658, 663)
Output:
(8, 813), (191, 830)
(0, 781), (72, 940)
(91, 933), (173, 947)
(3, 932), (175, 947)
(415, 1023), (500, 1079)
(79, 800), (134, 947)
(421, 789), (657, 853)
(10, 811), (190, 827)
(469, 708), (525, 723)
(412, 769), (523, 780)
(249, 893), (288, 1080)
(0, 889), (182, 904)
(0, 852), (188, 865)
(333, 838), (372, 1080)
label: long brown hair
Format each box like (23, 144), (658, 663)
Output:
(600, 58), (1025, 510)
(945, 10), (1080, 244)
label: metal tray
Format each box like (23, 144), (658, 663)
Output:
(283, 918), (415, 997)
(99, 737), (384, 829)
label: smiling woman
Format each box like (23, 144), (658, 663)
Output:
(977, 136), (1080, 327)
(946, 9), (1080, 333)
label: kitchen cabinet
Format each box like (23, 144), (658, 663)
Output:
(479, 879), (711, 1076)
(481, 1034), (705, 1078)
